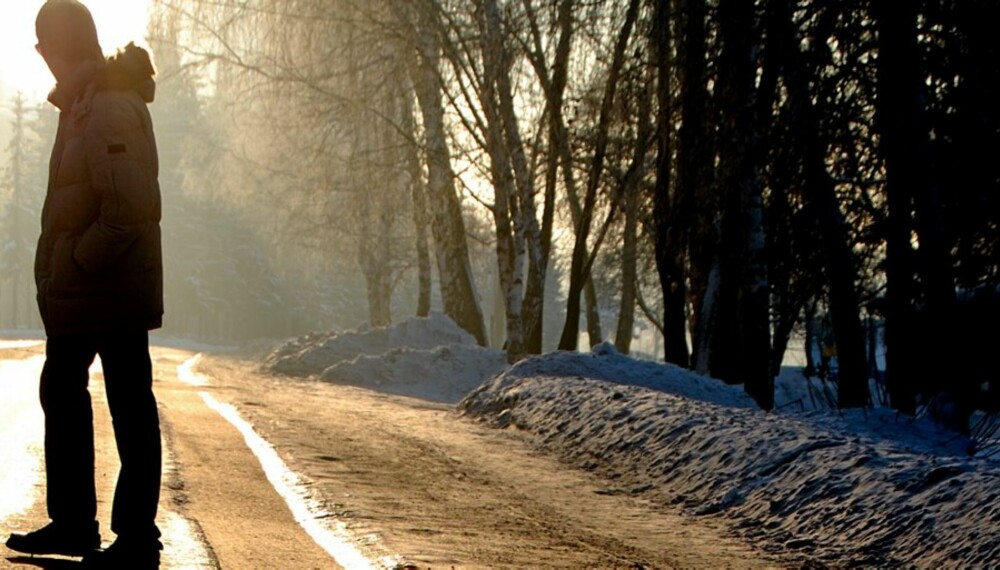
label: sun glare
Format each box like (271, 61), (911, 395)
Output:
(0, 1), (152, 104)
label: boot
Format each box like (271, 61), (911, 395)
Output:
(81, 536), (162, 568)
(5, 520), (101, 557)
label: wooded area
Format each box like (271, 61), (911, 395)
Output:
(2, 0), (998, 432)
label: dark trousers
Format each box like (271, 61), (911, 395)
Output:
(40, 330), (161, 540)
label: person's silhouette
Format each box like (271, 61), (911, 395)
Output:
(5, 1), (164, 567)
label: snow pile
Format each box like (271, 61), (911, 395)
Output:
(460, 343), (1000, 567)
(495, 342), (759, 409)
(266, 314), (508, 403)
(320, 344), (508, 404)
(265, 314), (478, 377)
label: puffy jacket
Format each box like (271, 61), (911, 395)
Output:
(35, 44), (163, 336)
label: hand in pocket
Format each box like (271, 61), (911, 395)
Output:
(50, 235), (89, 296)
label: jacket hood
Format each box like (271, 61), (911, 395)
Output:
(101, 43), (156, 103)
(48, 42), (156, 110)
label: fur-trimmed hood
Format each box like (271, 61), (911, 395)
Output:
(49, 42), (156, 111)
(101, 42), (156, 103)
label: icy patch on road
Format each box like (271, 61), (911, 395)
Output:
(177, 354), (211, 387)
(460, 344), (1000, 567)
(160, 503), (217, 569)
(0, 340), (43, 350)
(0, 356), (46, 521)
(200, 394), (390, 569)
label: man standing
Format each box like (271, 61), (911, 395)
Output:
(5, 1), (164, 566)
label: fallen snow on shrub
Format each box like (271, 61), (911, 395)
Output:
(460, 343), (1000, 567)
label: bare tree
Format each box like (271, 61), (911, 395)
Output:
(403, 0), (490, 344)
(556, 0), (642, 352)
(156, 0), (489, 339)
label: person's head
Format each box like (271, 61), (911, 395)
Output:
(35, 0), (103, 81)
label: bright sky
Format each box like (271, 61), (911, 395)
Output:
(0, 0), (152, 104)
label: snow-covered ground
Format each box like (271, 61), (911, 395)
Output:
(319, 344), (508, 403)
(460, 343), (999, 568)
(265, 314), (507, 403)
(266, 316), (997, 566)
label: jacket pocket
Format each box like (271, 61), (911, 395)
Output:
(49, 234), (90, 297)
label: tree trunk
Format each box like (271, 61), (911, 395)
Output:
(412, 178), (433, 319)
(401, 85), (433, 318)
(365, 264), (393, 328)
(804, 303), (818, 378)
(523, 243), (547, 354)
(496, 41), (545, 358)
(678, 0), (716, 371)
(481, 0), (545, 362)
(653, 0), (694, 368)
(715, 0), (772, 409)
(875, 0), (963, 427)
(775, 0), (869, 408)
(409, 4), (489, 346)
(491, 266), (506, 348)
(616, 185), (638, 355)
(616, 46), (656, 355)
(867, 312), (882, 385)
(355, 102), (394, 329)
(558, 0), (642, 351)
(771, 315), (794, 380)
(522, 0), (573, 354)
(693, 258), (721, 375)
(872, 0), (921, 415)
(477, 0), (534, 362)
(524, 0), (608, 351)
(584, 281), (603, 348)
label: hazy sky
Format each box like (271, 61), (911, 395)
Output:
(0, 1), (152, 104)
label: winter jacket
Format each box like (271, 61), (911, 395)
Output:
(35, 44), (163, 336)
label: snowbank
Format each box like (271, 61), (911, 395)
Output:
(265, 314), (508, 403)
(496, 342), (759, 410)
(320, 344), (508, 404)
(265, 314), (478, 377)
(460, 343), (1000, 567)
